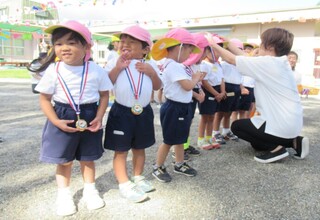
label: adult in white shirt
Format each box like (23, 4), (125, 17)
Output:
(209, 28), (309, 164)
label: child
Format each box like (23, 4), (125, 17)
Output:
(34, 20), (113, 216)
(27, 52), (48, 93)
(209, 28), (309, 163)
(104, 25), (162, 202)
(213, 38), (243, 143)
(151, 28), (204, 183)
(198, 34), (225, 149)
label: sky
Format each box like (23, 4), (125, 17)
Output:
(30, 0), (320, 23)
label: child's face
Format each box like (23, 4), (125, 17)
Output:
(178, 44), (194, 63)
(54, 32), (88, 66)
(119, 35), (149, 59)
(288, 54), (297, 68)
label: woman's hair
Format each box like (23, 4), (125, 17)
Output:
(260, 28), (294, 56)
(30, 28), (88, 73)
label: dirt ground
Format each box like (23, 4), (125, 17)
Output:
(1, 80), (320, 220)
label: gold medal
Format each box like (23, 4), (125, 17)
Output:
(131, 103), (143, 115)
(76, 115), (87, 131)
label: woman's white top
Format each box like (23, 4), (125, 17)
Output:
(236, 55), (303, 138)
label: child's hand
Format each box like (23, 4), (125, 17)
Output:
(116, 51), (131, 70)
(197, 89), (206, 103)
(192, 71), (204, 83)
(241, 87), (250, 95)
(135, 62), (153, 76)
(55, 119), (78, 133)
(86, 118), (102, 132)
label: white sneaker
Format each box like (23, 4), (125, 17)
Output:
(132, 175), (155, 193)
(82, 188), (105, 210)
(56, 190), (77, 216)
(119, 181), (148, 203)
(197, 139), (213, 150)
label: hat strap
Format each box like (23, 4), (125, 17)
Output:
(177, 43), (183, 63)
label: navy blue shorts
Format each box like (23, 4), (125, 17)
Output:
(238, 87), (254, 111)
(40, 102), (104, 164)
(199, 85), (220, 115)
(160, 99), (193, 145)
(218, 83), (241, 112)
(104, 102), (155, 151)
(190, 88), (200, 118)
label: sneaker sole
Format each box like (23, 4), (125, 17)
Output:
(152, 172), (171, 183)
(254, 151), (289, 164)
(294, 137), (309, 159)
(173, 169), (197, 177)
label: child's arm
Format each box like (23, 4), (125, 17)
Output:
(87, 90), (109, 132)
(39, 93), (78, 133)
(135, 62), (162, 90)
(193, 90), (205, 103)
(179, 71), (204, 91)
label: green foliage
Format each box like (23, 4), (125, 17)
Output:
(0, 68), (30, 78)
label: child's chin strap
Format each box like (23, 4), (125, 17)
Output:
(177, 43), (183, 63)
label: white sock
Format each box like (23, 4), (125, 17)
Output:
(213, 130), (220, 135)
(84, 182), (96, 191)
(222, 128), (230, 136)
(119, 181), (132, 189)
(57, 187), (71, 197)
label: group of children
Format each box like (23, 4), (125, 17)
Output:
(31, 20), (309, 216)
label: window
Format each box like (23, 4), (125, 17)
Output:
(0, 39), (25, 56)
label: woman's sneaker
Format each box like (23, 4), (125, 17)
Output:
(173, 162), (197, 177)
(119, 181), (148, 203)
(56, 189), (77, 216)
(254, 147), (289, 163)
(293, 136), (309, 159)
(132, 175), (155, 193)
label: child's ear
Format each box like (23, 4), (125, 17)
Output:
(144, 46), (151, 53)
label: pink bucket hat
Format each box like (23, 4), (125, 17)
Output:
(151, 28), (201, 60)
(230, 38), (244, 50)
(183, 33), (209, 66)
(115, 25), (152, 47)
(45, 20), (93, 61)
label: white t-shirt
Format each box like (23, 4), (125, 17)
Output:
(293, 70), (302, 85)
(242, 75), (255, 88)
(162, 59), (193, 103)
(35, 61), (113, 104)
(202, 60), (224, 86)
(221, 61), (242, 84)
(110, 59), (160, 108)
(236, 55), (303, 138)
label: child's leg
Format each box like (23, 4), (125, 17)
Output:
(132, 149), (155, 193)
(198, 115), (207, 139)
(80, 161), (105, 210)
(117, 150), (148, 202)
(155, 143), (171, 166)
(173, 144), (184, 163)
(55, 162), (77, 216)
(80, 161), (95, 183)
(113, 151), (129, 184)
(56, 161), (73, 188)
(131, 148), (145, 176)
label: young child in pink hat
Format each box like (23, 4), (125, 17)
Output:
(151, 28), (204, 183)
(34, 20), (113, 216)
(104, 25), (162, 202)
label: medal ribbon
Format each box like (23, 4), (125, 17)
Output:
(124, 60), (144, 100)
(56, 61), (89, 114)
